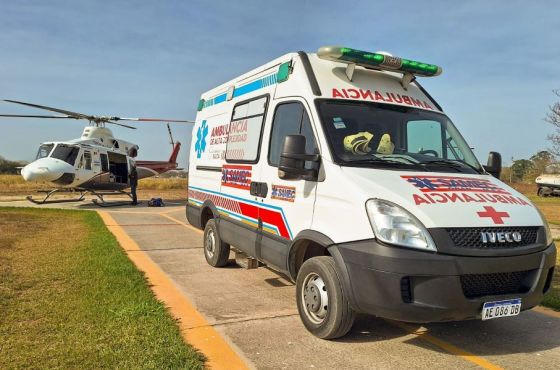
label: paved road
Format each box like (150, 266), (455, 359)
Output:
(4, 199), (560, 369)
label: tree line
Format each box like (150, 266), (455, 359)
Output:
(501, 151), (556, 183)
(501, 90), (560, 183)
(0, 156), (28, 174)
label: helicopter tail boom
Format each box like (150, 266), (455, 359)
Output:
(135, 140), (182, 176)
(168, 142), (181, 164)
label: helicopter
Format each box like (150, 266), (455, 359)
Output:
(1, 99), (193, 205)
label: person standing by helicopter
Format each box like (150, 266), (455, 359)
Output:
(129, 160), (138, 205)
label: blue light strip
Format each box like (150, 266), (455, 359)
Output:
(201, 72), (277, 110)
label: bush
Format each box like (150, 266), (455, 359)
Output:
(0, 156), (27, 174)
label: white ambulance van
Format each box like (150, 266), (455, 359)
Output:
(187, 46), (556, 339)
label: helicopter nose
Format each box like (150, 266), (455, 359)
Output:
(21, 163), (50, 182)
(21, 158), (75, 183)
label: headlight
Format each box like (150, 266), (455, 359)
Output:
(366, 199), (436, 251)
(536, 207), (554, 246)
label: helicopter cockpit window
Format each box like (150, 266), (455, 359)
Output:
(51, 144), (80, 166)
(36, 144), (54, 160)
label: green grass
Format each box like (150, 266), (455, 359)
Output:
(0, 207), (204, 369)
(138, 177), (187, 190)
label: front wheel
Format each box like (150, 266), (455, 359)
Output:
(538, 187), (551, 197)
(203, 219), (230, 267)
(296, 256), (356, 339)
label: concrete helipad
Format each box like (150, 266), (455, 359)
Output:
(3, 198), (560, 369)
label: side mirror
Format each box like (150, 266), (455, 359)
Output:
(484, 151), (502, 178)
(278, 135), (320, 180)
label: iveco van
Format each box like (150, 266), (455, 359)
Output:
(187, 46), (556, 339)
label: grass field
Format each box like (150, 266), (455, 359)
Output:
(0, 207), (204, 369)
(138, 177), (187, 190)
(0, 174), (188, 201)
(0, 174), (50, 194)
(511, 182), (560, 226)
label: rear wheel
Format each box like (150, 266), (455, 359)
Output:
(296, 256), (355, 339)
(203, 219), (230, 267)
(538, 187), (552, 197)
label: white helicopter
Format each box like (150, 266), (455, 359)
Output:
(1, 100), (193, 205)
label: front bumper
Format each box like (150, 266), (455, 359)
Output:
(330, 240), (556, 323)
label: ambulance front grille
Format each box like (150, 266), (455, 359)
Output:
(446, 227), (539, 249)
(460, 270), (535, 299)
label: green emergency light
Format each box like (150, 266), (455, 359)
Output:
(317, 46), (442, 78)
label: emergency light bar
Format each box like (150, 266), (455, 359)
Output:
(317, 46), (442, 78)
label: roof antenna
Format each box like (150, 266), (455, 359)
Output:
(345, 63), (356, 81)
(400, 73), (416, 90)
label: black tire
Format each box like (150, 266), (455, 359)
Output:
(538, 187), (552, 197)
(203, 219), (230, 267)
(296, 256), (356, 339)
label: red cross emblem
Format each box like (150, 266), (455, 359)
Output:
(477, 206), (510, 224)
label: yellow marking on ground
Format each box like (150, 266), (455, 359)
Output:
(390, 321), (504, 370)
(104, 206), (182, 216)
(158, 207), (185, 214)
(159, 213), (204, 234)
(98, 211), (248, 370)
(533, 305), (560, 318)
(105, 210), (166, 215)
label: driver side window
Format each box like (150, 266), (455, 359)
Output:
(268, 102), (318, 168)
(406, 120), (443, 157)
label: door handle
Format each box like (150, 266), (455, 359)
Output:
(250, 182), (268, 198)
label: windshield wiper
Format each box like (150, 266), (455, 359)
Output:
(346, 158), (426, 170)
(421, 159), (482, 173)
(377, 155), (420, 165)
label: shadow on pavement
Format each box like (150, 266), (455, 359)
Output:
(337, 311), (560, 356)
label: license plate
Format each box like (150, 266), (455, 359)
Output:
(481, 298), (521, 321)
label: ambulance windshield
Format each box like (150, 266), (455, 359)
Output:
(317, 100), (483, 174)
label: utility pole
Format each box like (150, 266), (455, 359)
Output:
(510, 156), (514, 183)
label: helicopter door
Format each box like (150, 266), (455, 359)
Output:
(75, 150), (93, 186)
(107, 152), (128, 184)
(100, 154), (109, 173)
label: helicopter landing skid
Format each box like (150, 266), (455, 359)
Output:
(26, 189), (86, 205)
(90, 189), (135, 207)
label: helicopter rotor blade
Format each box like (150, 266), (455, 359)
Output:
(106, 120), (137, 129)
(113, 117), (194, 123)
(2, 99), (193, 126)
(3, 99), (91, 120)
(0, 114), (77, 119)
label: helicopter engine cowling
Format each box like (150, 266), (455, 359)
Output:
(128, 145), (138, 158)
(21, 158), (75, 184)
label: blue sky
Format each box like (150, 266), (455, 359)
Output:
(1, 0), (558, 167)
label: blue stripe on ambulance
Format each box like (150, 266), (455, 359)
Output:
(202, 72), (277, 110)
